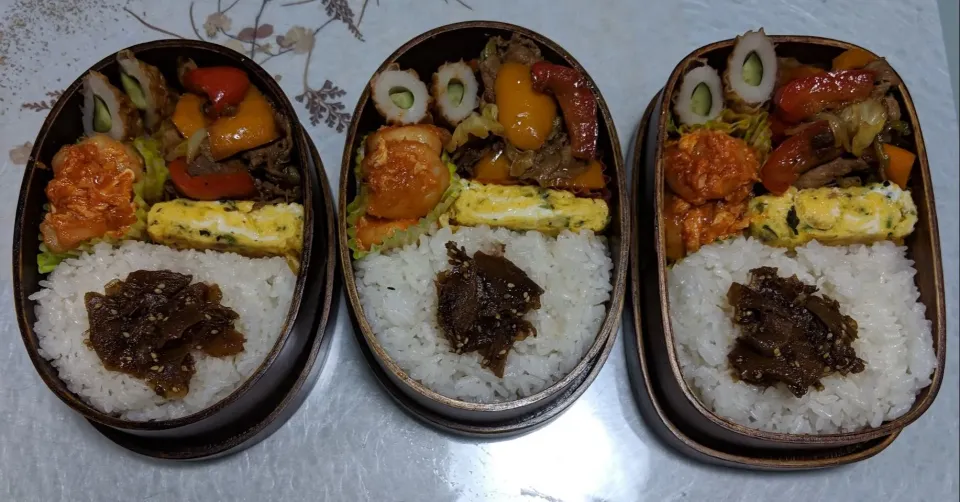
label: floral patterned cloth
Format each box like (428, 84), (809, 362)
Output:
(0, 2), (958, 501)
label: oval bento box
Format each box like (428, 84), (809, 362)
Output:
(12, 40), (338, 460)
(629, 35), (946, 457)
(627, 91), (902, 471)
(339, 21), (629, 436)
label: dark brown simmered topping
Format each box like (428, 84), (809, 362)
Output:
(726, 266), (865, 397)
(435, 242), (544, 377)
(84, 270), (245, 398)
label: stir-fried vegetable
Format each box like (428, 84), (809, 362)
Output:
(776, 58), (825, 88)
(472, 150), (516, 185)
(882, 144), (916, 189)
(530, 61), (598, 159)
(832, 48), (877, 71)
(132, 138), (170, 203)
(760, 120), (839, 194)
(445, 104), (505, 152)
(555, 159), (606, 191)
(182, 66), (250, 114)
(495, 62), (557, 151)
(168, 157), (256, 201)
(775, 69), (875, 123)
(208, 87), (280, 160)
(826, 99), (888, 157)
(171, 93), (208, 138)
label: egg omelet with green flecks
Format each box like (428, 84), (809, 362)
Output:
(147, 199), (303, 268)
(445, 180), (610, 234)
(747, 182), (917, 248)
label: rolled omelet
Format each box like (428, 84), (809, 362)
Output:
(147, 200), (304, 269)
(747, 182), (917, 248)
(446, 180), (609, 234)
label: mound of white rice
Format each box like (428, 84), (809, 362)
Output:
(669, 237), (937, 434)
(29, 241), (296, 421)
(354, 226), (613, 403)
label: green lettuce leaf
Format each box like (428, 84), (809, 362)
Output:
(132, 137), (170, 204)
(445, 103), (505, 153)
(669, 108), (773, 159)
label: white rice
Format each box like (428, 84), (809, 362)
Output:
(29, 241), (296, 421)
(669, 237), (937, 434)
(354, 226), (613, 403)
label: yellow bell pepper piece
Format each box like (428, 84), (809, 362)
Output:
(208, 87), (280, 160)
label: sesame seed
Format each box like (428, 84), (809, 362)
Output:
(499, 350), (506, 355)
(507, 283), (515, 288)
(154, 288), (162, 294)
(150, 366), (159, 371)
(204, 314), (212, 320)
(210, 329), (219, 334)
(148, 315), (156, 321)
(151, 352), (158, 360)
(157, 283), (165, 289)
(122, 332), (130, 338)
(172, 386), (179, 392)
(110, 309), (118, 315)
(195, 345), (202, 350)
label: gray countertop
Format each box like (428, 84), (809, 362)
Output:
(1, 0), (957, 500)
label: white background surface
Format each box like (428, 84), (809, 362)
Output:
(0, 1), (957, 501)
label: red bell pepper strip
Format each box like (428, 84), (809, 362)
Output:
(168, 157), (257, 201)
(530, 61), (598, 160)
(182, 67), (251, 114)
(774, 69), (875, 123)
(768, 113), (790, 145)
(760, 121), (840, 195)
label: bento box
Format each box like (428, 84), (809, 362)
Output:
(339, 21), (628, 436)
(12, 40), (337, 459)
(629, 33), (945, 457)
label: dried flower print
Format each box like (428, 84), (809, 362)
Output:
(223, 40), (247, 54)
(278, 26), (315, 55)
(321, 0), (362, 40)
(203, 12), (232, 38)
(9, 142), (32, 165)
(237, 24), (274, 41)
(120, 0), (470, 133)
(297, 81), (350, 132)
(21, 90), (63, 112)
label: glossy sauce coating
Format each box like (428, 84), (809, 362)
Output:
(41, 136), (142, 253)
(362, 125), (452, 220)
(495, 62), (557, 151)
(84, 270), (245, 398)
(664, 129), (759, 206)
(208, 87), (280, 160)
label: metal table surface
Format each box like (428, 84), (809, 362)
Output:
(1, 1), (957, 500)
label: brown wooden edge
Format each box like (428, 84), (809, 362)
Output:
(337, 21), (629, 415)
(12, 39), (316, 430)
(651, 35), (946, 445)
